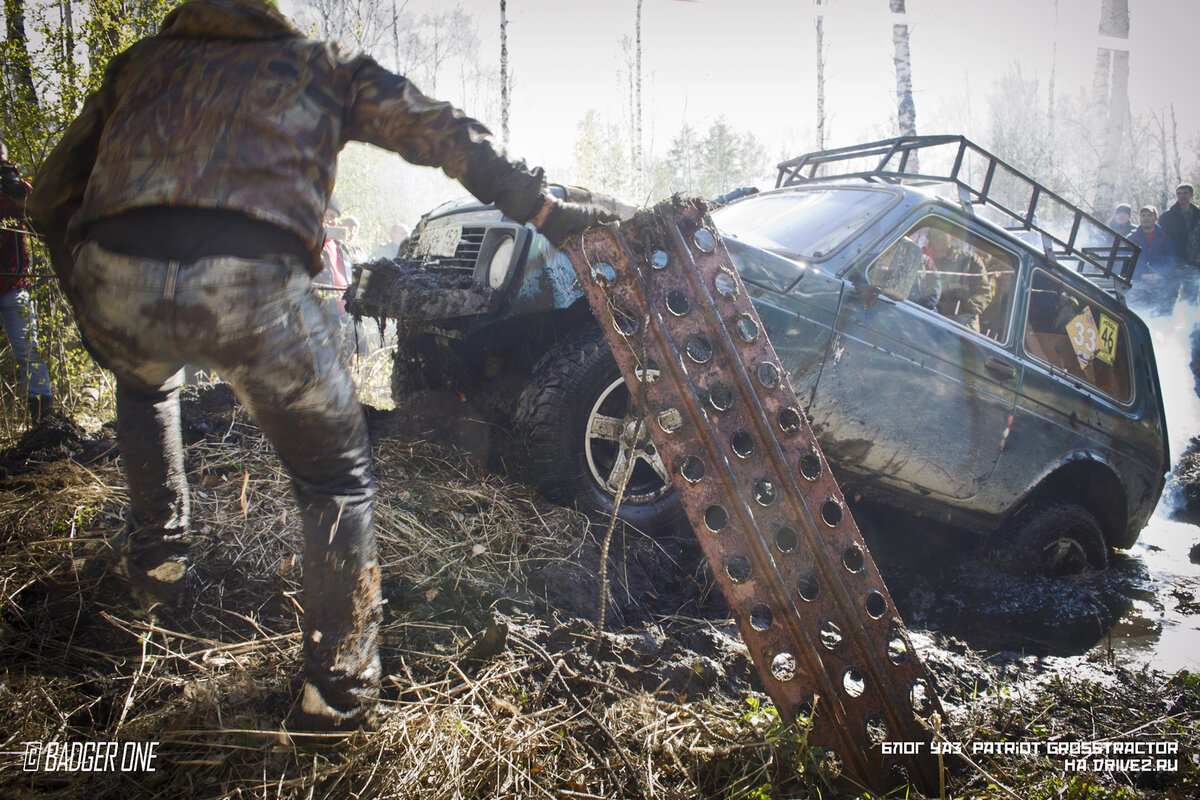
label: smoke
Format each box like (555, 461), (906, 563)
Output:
(1142, 301), (1200, 467)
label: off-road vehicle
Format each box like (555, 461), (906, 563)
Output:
(351, 136), (1169, 576)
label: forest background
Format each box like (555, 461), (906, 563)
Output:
(0, 0), (1195, 424)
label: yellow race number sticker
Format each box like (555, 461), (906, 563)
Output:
(1066, 307), (1100, 370)
(1095, 313), (1119, 366)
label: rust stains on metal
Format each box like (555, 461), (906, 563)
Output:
(564, 197), (943, 794)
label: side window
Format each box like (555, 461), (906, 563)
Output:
(864, 217), (1017, 343)
(1023, 269), (1132, 403)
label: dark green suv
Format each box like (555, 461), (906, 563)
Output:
(354, 137), (1169, 577)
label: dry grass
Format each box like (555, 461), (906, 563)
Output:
(4, 399), (1196, 799)
(0, 414), (832, 800)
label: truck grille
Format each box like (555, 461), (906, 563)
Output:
(430, 226), (486, 276)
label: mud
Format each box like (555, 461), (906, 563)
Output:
(0, 383), (248, 480)
(1174, 436), (1200, 522)
(345, 258), (492, 323)
(4, 369), (1199, 727)
(0, 412), (116, 477)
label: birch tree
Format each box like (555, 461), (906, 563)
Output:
(1092, 0), (1130, 215)
(633, 0), (643, 199)
(814, 0), (826, 150)
(890, 0), (917, 170)
(303, 0), (395, 56)
(499, 0), (508, 146)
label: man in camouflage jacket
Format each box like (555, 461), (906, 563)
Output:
(30, 0), (611, 732)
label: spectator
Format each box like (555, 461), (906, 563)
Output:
(30, 0), (614, 734)
(0, 140), (55, 423)
(1128, 205), (1179, 316)
(1107, 203), (1134, 237)
(1159, 184), (1199, 265)
(370, 222), (409, 260)
(339, 215), (365, 264)
(1161, 185), (1200, 308)
(317, 206), (352, 298)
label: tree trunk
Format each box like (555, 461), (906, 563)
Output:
(499, 0), (508, 146)
(814, 0), (825, 150)
(890, 0), (917, 170)
(392, 0), (401, 72)
(4, 0), (41, 113)
(1170, 104), (1181, 187)
(633, 0), (642, 198)
(60, 0), (77, 106)
(1093, 0), (1130, 215)
(1046, 0), (1058, 174)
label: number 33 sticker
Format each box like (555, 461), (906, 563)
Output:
(1067, 307), (1119, 369)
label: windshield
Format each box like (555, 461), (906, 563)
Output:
(712, 188), (896, 261)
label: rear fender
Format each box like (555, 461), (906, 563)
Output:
(1013, 456), (1129, 549)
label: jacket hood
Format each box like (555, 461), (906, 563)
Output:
(159, 0), (302, 41)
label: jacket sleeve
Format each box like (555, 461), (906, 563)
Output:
(965, 255), (994, 315)
(340, 54), (547, 225)
(28, 51), (126, 289)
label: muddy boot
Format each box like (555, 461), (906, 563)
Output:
(26, 394), (55, 425)
(291, 499), (383, 733)
(292, 557), (383, 731)
(106, 527), (196, 611)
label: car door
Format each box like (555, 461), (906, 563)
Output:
(804, 214), (1023, 501)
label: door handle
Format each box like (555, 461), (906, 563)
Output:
(985, 357), (1017, 380)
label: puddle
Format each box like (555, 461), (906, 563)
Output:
(1103, 514), (1200, 672)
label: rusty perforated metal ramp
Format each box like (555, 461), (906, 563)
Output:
(563, 197), (944, 794)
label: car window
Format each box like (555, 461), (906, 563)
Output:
(864, 217), (1017, 343)
(1023, 269), (1133, 403)
(712, 188), (895, 262)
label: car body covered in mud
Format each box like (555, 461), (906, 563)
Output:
(356, 137), (1170, 576)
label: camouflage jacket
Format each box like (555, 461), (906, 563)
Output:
(935, 249), (993, 318)
(30, 0), (547, 277)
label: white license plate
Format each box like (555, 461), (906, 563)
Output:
(418, 224), (462, 258)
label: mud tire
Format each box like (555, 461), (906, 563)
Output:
(515, 328), (680, 531)
(991, 500), (1108, 577)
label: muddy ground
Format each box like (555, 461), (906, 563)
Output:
(0, 369), (1198, 798)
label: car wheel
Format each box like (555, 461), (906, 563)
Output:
(992, 500), (1108, 577)
(515, 328), (679, 530)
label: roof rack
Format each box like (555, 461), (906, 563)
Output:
(775, 135), (1139, 293)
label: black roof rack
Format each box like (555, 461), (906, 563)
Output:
(775, 135), (1138, 293)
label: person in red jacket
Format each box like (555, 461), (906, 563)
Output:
(0, 140), (54, 422)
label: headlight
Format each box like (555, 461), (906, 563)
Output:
(487, 235), (516, 289)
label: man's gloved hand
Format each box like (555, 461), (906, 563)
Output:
(530, 196), (622, 249)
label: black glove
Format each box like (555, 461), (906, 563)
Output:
(536, 198), (620, 248)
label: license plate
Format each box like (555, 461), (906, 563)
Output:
(418, 224), (462, 258)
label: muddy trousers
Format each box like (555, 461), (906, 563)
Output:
(70, 242), (382, 720)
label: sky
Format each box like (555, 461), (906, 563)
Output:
(275, 0), (1198, 227)
(287, 0), (1194, 161)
